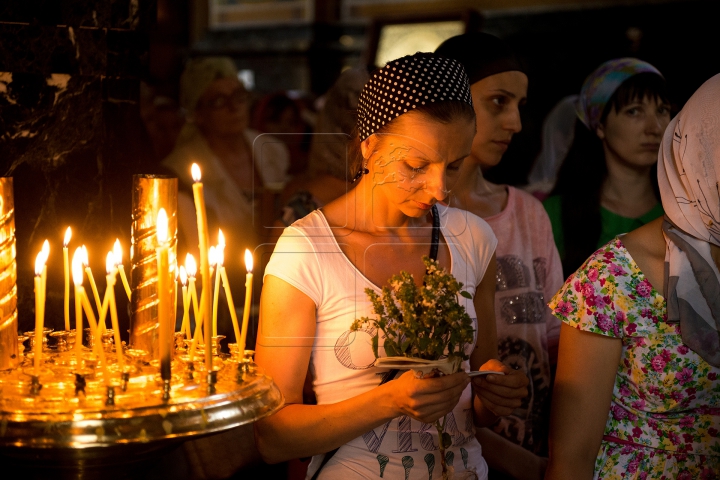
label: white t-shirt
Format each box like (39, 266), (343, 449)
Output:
(264, 205), (497, 480)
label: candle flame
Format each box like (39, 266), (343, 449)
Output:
(35, 251), (46, 276)
(185, 253), (197, 277)
(209, 246), (217, 267)
(156, 208), (168, 244)
(179, 266), (188, 285)
(41, 239), (50, 262)
(106, 251), (115, 275)
(217, 246), (225, 267)
(81, 245), (89, 267)
(244, 249), (254, 273)
(218, 229), (225, 249)
(72, 248), (84, 286)
(113, 239), (123, 264)
(191, 163), (202, 182)
(64, 227), (72, 247)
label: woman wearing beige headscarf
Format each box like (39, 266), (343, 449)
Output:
(163, 57), (289, 254)
(546, 74), (720, 479)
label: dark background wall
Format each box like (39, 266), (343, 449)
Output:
(0, 0), (157, 335)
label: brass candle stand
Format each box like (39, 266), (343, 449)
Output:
(0, 176), (284, 479)
(0, 335), (282, 479)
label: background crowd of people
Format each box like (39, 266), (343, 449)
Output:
(131, 28), (719, 479)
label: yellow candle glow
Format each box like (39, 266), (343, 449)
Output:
(104, 251), (124, 372)
(98, 250), (117, 329)
(210, 245), (220, 337)
(33, 249), (47, 375)
(40, 238), (49, 302)
(82, 245), (102, 316)
(179, 266), (190, 337)
(73, 249), (84, 355)
(238, 249), (254, 353)
(78, 283), (110, 385)
(156, 209), (171, 381)
(173, 258), (178, 332)
(191, 163), (212, 370)
(218, 249), (241, 346)
(186, 253), (200, 323)
(63, 227), (72, 331)
(114, 239), (132, 301)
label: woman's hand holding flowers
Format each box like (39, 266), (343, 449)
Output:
(388, 370), (470, 424)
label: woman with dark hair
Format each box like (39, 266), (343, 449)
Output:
(546, 73), (720, 479)
(435, 33), (564, 480)
(543, 59), (671, 277)
(254, 53), (528, 480)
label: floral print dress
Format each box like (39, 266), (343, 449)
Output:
(549, 237), (720, 479)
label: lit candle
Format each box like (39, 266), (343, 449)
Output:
(114, 239), (132, 301)
(98, 253), (113, 332)
(33, 249), (48, 375)
(238, 249), (254, 353)
(173, 258), (178, 331)
(156, 208), (171, 382)
(63, 227), (72, 331)
(40, 239), (49, 303)
(191, 163), (212, 370)
(218, 248), (241, 346)
(74, 260), (109, 384)
(82, 245), (102, 316)
(105, 251), (124, 372)
(73, 249), (84, 355)
(210, 245), (220, 337)
(187, 253), (203, 360)
(179, 266), (189, 337)
(186, 253), (200, 327)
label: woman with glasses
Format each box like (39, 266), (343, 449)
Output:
(163, 56), (290, 252)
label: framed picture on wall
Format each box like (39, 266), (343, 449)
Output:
(363, 9), (482, 68)
(209, 0), (314, 29)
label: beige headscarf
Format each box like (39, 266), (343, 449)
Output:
(658, 73), (720, 367)
(177, 56), (239, 144)
(308, 67), (369, 180)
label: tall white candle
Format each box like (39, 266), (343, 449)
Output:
(238, 249), (254, 354)
(156, 209), (171, 382)
(114, 239), (131, 301)
(82, 245), (102, 316)
(191, 164), (212, 370)
(63, 227), (72, 331)
(33, 250), (47, 375)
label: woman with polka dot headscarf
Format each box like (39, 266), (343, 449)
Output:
(254, 52), (528, 480)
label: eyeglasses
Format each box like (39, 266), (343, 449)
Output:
(199, 89), (249, 110)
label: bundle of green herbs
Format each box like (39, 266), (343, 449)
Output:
(351, 256), (476, 480)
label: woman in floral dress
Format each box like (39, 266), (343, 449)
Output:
(545, 74), (720, 479)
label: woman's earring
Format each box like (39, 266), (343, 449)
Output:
(351, 160), (370, 183)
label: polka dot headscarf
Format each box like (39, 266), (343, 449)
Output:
(357, 52), (473, 141)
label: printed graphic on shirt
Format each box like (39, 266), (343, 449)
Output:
(500, 292), (546, 324)
(496, 255), (530, 291)
(532, 257), (547, 290)
(493, 336), (551, 452)
(334, 327), (378, 370)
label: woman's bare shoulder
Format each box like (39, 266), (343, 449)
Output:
(621, 217), (666, 290)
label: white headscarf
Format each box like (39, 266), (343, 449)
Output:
(658, 73), (720, 367)
(527, 95), (578, 193)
